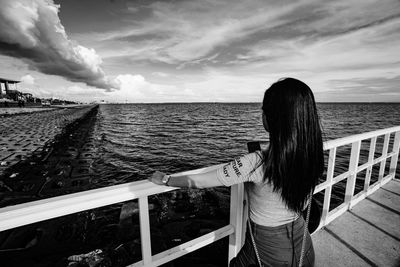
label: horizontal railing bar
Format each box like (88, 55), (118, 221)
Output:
(349, 174), (394, 210)
(0, 164), (224, 232)
(0, 180), (176, 231)
(315, 149), (397, 193)
(368, 173), (394, 191)
(314, 182), (327, 194)
(357, 162), (371, 173)
(315, 171), (352, 193)
(129, 225), (234, 267)
(357, 151), (398, 173)
(357, 163), (370, 173)
(325, 203), (348, 225)
(333, 171), (350, 184)
(256, 126), (400, 150)
(350, 191), (368, 208)
(304, 149), (397, 195)
(323, 126), (400, 150)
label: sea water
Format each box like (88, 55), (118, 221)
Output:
(91, 103), (400, 185)
(1, 103), (399, 266)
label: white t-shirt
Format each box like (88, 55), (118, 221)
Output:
(216, 151), (299, 227)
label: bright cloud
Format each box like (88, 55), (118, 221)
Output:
(20, 74), (35, 85)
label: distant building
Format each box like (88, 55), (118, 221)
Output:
(0, 77), (20, 99)
(1, 77), (77, 106)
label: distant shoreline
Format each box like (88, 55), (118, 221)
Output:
(0, 104), (91, 116)
(96, 101), (400, 104)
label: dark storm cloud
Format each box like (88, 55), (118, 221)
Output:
(0, 0), (117, 90)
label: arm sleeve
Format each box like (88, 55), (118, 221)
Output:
(216, 151), (263, 186)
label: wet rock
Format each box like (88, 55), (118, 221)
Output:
(67, 249), (104, 267)
(9, 173), (19, 178)
(55, 223), (76, 242)
(109, 244), (131, 267)
(119, 201), (138, 222)
(51, 180), (65, 189)
(21, 183), (35, 192)
(0, 181), (12, 192)
(0, 227), (43, 250)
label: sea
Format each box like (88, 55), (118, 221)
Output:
(92, 103), (400, 185)
(1, 103), (399, 267)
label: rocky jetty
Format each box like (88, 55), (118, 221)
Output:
(0, 104), (230, 267)
(0, 105), (99, 206)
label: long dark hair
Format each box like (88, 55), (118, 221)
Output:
(262, 78), (324, 213)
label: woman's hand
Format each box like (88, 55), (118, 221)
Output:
(149, 167), (223, 188)
(149, 171), (167, 185)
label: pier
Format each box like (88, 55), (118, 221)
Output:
(0, 105), (98, 175)
(0, 125), (399, 266)
(313, 179), (400, 266)
(0, 105), (99, 206)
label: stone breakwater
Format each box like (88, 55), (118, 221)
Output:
(0, 104), (229, 267)
(0, 105), (99, 206)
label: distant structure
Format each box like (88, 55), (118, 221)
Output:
(0, 77), (20, 98)
(0, 76), (78, 107)
(0, 77), (36, 105)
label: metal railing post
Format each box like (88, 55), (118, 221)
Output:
(321, 147), (336, 226)
(389, 131), (400, 179)
(364, 137), (377, 191)
(378, 133), (390, 182)
(345, 141), (361, 207)
(228, 183), (245, 263)
(139, 197), (152, 265)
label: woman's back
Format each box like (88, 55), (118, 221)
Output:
(216, 150), (299, 227)
(150, 77), (323, 266)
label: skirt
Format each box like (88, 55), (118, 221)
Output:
(229, 216), (315, 267)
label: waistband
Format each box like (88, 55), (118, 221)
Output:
(249, 215), (304, 233)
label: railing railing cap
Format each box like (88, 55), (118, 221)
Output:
(323, 126), (400, 150)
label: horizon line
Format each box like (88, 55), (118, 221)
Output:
(96, 101), (400, 104)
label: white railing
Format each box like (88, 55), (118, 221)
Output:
(0, 126), (399, 266)
(314, 125), (400, 228)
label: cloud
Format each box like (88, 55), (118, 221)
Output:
(0, 0), (117, 90)
(107, 74), (184, 102)
(95, 0), (306, 64)
(94, 0), (399, 62)
(20, 74), (35, 85)
(152, 72), (169, 78)
(2, 0), (400, 102)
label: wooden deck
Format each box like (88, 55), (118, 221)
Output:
(313, 179), (400, 267)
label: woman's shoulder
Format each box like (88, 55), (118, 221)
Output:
(240, 150), (264, 165)
(216, 150), (265, 186)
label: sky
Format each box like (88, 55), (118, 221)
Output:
(0, 0), (399, 103)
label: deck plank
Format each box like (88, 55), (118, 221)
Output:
(351, 198), (400, 239)
(313, 230), (368, 267)
(382, 179), (400, 195)
(367, 184), (400, 213)
(326, 212), (400, 266)
(313, 180), (400, 267)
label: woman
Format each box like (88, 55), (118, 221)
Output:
(149, 78), (324, 267)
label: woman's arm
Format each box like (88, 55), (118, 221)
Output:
(149, 151), (263, 188)
(149, 169), (224, 189)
